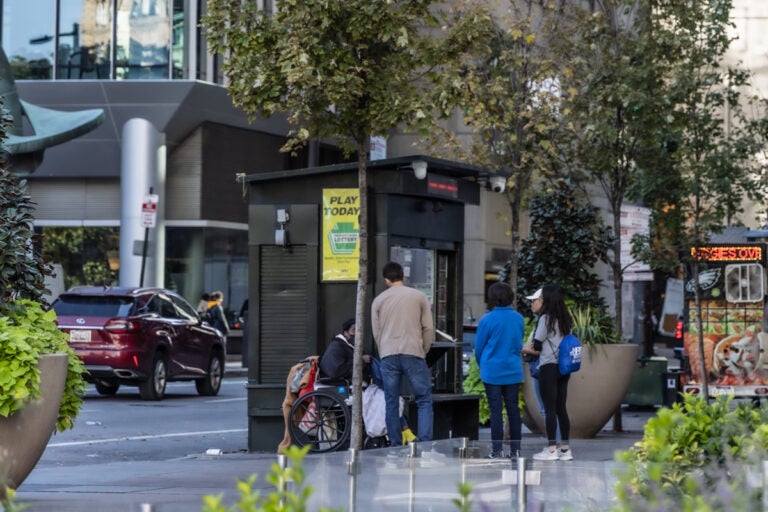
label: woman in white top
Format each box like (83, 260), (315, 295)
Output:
(523, 283), (574, 461)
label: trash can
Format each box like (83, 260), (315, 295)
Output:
(624, 357), (668, 406)
(661, 370), (683, 407)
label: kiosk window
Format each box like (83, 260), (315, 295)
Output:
(390, 247), (435, 306)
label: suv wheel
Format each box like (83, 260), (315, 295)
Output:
(196, 353), (224, 396)
(95, 380), (120, 396)
(139, 355), (167, 400)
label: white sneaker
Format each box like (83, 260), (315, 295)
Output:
(558, 448), (573, 461)
(533, 447), (559, 461)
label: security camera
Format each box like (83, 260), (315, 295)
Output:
(489, 175), (507, 193)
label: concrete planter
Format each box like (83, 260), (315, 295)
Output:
(0, 353), (68, 493)
(523, 344), (638, 439)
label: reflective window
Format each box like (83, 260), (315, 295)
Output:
(3, 0), (179, 80)
(116, 0), (171, 79)
(2, 0), (55, 79)
(59, 0), (112, 79)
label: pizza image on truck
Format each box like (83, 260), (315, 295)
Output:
(682, 243), (768, 397)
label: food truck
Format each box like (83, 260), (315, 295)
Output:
(682, 243), (768, 398)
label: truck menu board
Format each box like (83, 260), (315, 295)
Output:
(683, 243), (768, 396)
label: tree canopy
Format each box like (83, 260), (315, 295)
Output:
(204, 0), (470, 449)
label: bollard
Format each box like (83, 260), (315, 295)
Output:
(516, 457), (526, 512)
(347, 448), (359, 512)
(408, 442), (418, 512)
(763, 460), (768, 512)
(139, 504), (154, 512)
(277, 453), (288, 509)
(502, 458), (540, 512)
(458, 437), (468, 459)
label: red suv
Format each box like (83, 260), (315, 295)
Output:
(52, 286), (227, 400)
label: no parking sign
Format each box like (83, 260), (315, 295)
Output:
(141, 194), (159, 228)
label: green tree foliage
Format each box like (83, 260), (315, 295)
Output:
(0, 123), (51, 316)
(432, 0), (577, 304)
(632, 0), (768, 270)
(559, 0), (669, 337)
(203, 0), (465, 449)
(518, 180), (613, 310)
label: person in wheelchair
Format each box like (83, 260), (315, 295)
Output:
(317, 317), (371, 383)
(283, 318), (413, 453)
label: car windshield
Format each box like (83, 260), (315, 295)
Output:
(52, 295), (135, 317)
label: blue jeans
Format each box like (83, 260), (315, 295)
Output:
(484, 382), (521, 456)
(381, 355), (433, 445)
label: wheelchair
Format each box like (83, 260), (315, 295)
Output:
(288, 377), (390, 453)
(288, 378), (352, 453)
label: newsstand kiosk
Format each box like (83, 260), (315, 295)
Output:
(244, 155), (487, 451)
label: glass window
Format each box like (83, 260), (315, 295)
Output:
(59, 0), (112, 79)
(116, 0), (171, 79)
(390, 246), (435, 305)
(2, 0), (55, 79)
(52, 295), (133, 317)
(165, 226), (248, 321)
(170, 294), (198, 322)
(40, 226), (120, 289)
(171, 0), (183, 78)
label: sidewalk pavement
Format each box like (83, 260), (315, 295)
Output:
(12, 361), (658, 512)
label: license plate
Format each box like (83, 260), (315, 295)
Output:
(711, 386), (734, 396)
(69, 330), (92, 343)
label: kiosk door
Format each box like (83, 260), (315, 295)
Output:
(389, 245), (462, 393)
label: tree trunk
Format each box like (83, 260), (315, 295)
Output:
(613, 202), (623, 339)
(509, 187), (522, 307)
(350, 143), (369, 450)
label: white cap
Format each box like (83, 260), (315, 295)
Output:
(525, 288), (543, 301)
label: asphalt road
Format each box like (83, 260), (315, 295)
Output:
(38, 376), (250, 468)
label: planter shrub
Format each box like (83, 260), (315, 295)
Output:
(614, 395), (768, 511)
(0, 300), (85, 431)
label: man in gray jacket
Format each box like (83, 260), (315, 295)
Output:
(371, 261), (434, 446)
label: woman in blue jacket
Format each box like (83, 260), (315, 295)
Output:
(474, 282), (525, 458)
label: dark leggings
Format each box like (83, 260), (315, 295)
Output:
(539, 363), (570, 446)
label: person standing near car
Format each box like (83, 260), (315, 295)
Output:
(474, 282), (525, 458)
(196, 292), (210, 314)
(371, 261), (434, 446)
(207, 291), (230, 339)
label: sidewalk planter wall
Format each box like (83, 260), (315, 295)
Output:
(0, 353), (68, 493)
(523, 344), (638, 438)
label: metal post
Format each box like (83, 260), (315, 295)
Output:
(516, 456), (527, 512)
(139, 186), (153, 287)
(277, 454), (288, 508)
(408, 442), (418, 512)
(347, 448), (359, 512)
(763, 460), (768, 511)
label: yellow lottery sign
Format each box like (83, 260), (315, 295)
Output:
(322, 189), (360, 281)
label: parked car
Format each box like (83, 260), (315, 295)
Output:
(51, 286), (227, 400)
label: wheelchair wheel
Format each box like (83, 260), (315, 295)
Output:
(289, 389), (351, 453)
